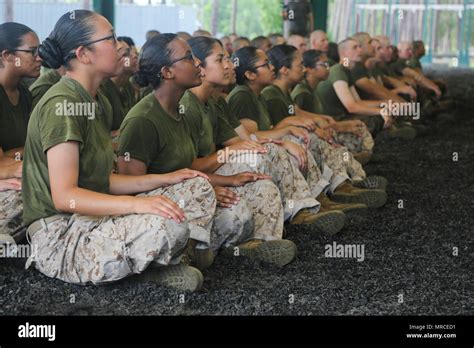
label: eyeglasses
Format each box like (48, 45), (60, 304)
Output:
(315, 61), (330, 69)
(254, 61), (271, 70)
(12, 47), (40, 57)
(168, 53), (195, 67)
(157, 53), (197, 79)
(82, 33), (117, 47)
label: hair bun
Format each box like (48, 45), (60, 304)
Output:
(133, 70), (150, 88)
(39, 37), (63, 69)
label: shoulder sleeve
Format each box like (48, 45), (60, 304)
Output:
(293, 90), (314, 113)
(328, 65), (349, 85)
(38, 96), (85, 153)
(228, 90), (260, 124)
(262, 94), (290, 126)
(215, 114), (238, 146)
(351, 63), (369, 83)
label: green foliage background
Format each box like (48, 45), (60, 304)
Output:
(175, 0), (283, 38)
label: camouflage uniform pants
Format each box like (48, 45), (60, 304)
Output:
(214, 158), (284, 246)
(25, 177), (216, 285)
(307, 133), (366, 190)
(0, 190), (24, 243)
(138, 177), (216, 246)
(334, 127), (374, 154)
(254, 142), (320, 220)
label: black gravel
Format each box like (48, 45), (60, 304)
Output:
(1, 69), (473, 316)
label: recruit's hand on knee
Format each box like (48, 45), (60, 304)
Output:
(282, 141), (308, 172)
(215, 186), (239, 208)
(230, 172), (272, 187)
(288, 126), (310, 147)
(228, 140), (267, 154)
(161, 168), (210, 185)
(134, 195), (185, 223)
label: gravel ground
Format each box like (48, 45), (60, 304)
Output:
(0, 69), (473, 316)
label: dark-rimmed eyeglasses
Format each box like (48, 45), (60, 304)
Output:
(254, 62), (271, 70)
(157, 53), (197, 79)
(167, 53), (195, 67)
(11, 47), (40, 57)
(82, 33), (117, 47)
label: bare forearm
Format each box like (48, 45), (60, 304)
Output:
(191, 154), (223, 173)
(254, 127), (290, 140)
(360, 100), (385, 108)
(233, 125), (251, 141)
(53, 186), (137, 216)
(208, 173), (234, 186)
(274, 117), (297, 129)
(348, 102), (382, 116)
(384, 76), (405, 89)
(109, 173), (171, 195)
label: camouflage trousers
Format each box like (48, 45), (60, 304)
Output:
(307, 133), (366, 190)
(254, 142), (321, 220)
(0, 190), (24, 243)
(334, 127), (374, 154)
(25, 177), (216, 285)
(214, 158), (285, 249)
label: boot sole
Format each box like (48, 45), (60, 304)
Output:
(331, 189), (387, 209)
(146, 265), (204, 292)
(353, 176), (388, 191)
(239, 240), (297, 267)
(310, 211), (346, 235)
(338, 204), (369, 224)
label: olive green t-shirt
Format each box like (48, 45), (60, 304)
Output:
(100, 78), (131, 131)
(316, 63), (352, 118)
(30, 68), (61, 109)
(291, 79), (316, 113)
(22, 76), (114, 225)
(369, 63), (385, 80)
(350, 62), (369, 83)
(139, 85), (153, 101)
(350, 62), (372, 99)
(180, 91), (216, 158)
(118, 93), (195, 174)
(261, 85), (295, 126)
(180, 91), (237, 157)
(389, 59), (409, 76)
(227, 84), (273, 131)
(0, 83), (32, 152)
(208, 96), (239, 146)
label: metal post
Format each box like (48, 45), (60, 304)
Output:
(386, 0), (392, 38)
(352, 0), (358, 35)
(360, 0), (366, 33)
(93, 0), (115, 26)
(427, 0), (435, 64)
(311, 0), (328, 31)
